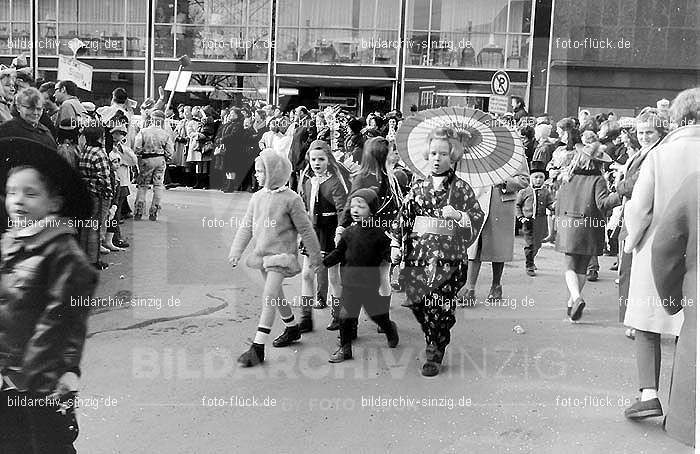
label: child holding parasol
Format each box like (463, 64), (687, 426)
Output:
(391, 126), (484, 377)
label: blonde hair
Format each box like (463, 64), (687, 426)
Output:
(423, 127), (464, 162)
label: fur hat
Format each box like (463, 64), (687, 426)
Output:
(350, 186), (379, 214)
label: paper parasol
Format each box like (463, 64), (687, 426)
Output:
(395, 107), (525, 188)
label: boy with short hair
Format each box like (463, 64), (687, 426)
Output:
(516, 161), (554, 276)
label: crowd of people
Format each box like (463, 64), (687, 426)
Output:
(0, 54), (697, 450)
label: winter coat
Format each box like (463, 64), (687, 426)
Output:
(652, 173), (697, 447)
(0, 221), (97, 393)
(554, 169), (620, 256)
(221, 121), (253, 174)
(467, 156), (529, 262)
(229, 150), (321, 277)
(623, 125), (700, 335)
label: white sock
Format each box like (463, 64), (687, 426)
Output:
(253, 326), (271, 344)
(640, 389), (658, 401)
(282, 315), (296, 328)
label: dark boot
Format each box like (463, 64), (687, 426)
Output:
(192, 173), (202, 189)
(313, 291), (328, 309)
(237, 343), (265, 367)
(299, 296), (314, 333)
(326, 297), (341, 331)
(272, 325), (301, 347)
(201, 173), (210, 189)
(385, 321), (399, 348)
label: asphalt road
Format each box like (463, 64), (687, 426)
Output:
(75, 187), (692, 454)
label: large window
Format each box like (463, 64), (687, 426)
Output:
(37, 0), (147, 57)
(0, 0), (31, 56)
(277, 0), (401, 64)
(406, 0), (532, 69)
(154, 0), (272, 61)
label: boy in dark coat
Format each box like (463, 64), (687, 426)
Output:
(516, 161), (553, 276)
(323, 187), (399, 363)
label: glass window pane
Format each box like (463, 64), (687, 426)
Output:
(78, 0), (123, 23)
(0, 24), (11, 54)
(248, 26), (270, 60)
(128, 0), (148, 23)
(0, 1), (9, 21)
(298, 28), (352, 62)
(154, 24), (174, 57)
(57, 23), (78, 55)
(249, 0), (271, 27)
(407, 0), (430, 30)
(299, 0), (353, 28)
(38, 0), (57, 22)
(435, 0), (508, 35)
(506, 34), (529, 69)
(126, 24), (146, 56)
(358, 0), (376, 29)
(372, 29), (398, 64)
(509, 0), (532, 33)
(58, 0), (77, 22)
(38, 23), (59, 55)
(376, 0), (400, 29)
(12, 0), (30, 21)
(155, 0), (174, 23)
(276, 27), (299, 61)
(473, 33), (506, 68)
(12, 22), (30, 38)
(277, 0), (299, 27)
(406, 31), (429, 65)
(77, 24), (124, 56)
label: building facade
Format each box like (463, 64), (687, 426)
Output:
(1, 0), (696, 118)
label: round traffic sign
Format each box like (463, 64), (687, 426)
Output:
(490, 70), (510, 96)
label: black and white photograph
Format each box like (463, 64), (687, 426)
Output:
(0, 0), (697, 452)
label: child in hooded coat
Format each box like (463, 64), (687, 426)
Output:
(229, 149), (322, 366)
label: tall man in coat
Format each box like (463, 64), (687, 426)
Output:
(288, 106), (317, 191)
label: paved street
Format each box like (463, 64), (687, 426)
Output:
(76, 187), (691, 454)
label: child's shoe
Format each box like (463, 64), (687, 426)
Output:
(421, 343), (443, 377)
(238, 343), (265, 367)
(328, 344), (352, 363)
(486, 285), (502, 302)
(385, 321), (399, 348)
(272, 325), (301, 347)
(299, 316), (313, 333)
(526, 268), (536, 277)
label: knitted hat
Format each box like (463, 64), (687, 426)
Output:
(530, 161), (546, 175)
(350, 186), (379, 214)
(308, 139), (330, 153)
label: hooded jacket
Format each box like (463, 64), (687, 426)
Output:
(229, 150), (321, 277)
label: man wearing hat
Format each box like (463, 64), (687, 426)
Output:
(516, 161), (554, 276)
(132, 109), (173, 221)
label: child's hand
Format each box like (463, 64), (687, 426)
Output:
(49, 372), (79, 400)
(228, 254), (239, 267)
(441, 205), (462, 221)
(334, 226), (345, 246)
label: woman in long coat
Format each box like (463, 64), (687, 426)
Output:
(622, 96), (700, 420)
(393, 127), (484, 376)
(651, 172), (697, 447)
(463, 153), (529, 303)
(221, 108), (253, 192)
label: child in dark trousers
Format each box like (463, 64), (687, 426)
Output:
(0, 151), (98, 453)
(516, 161), (554, 276)
(323, 187), (399, 363)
